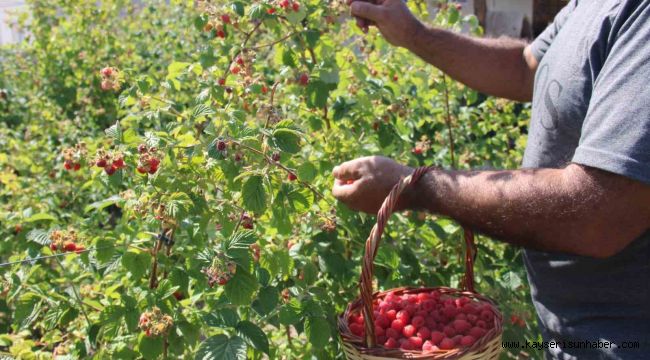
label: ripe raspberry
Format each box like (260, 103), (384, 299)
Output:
(267, 7), (276, 14)
(292, 2), (300, 11)
(384, 337), (398, 349)
(50, 243), (58, 251)
(402, 324), (416, 338)
(280, 0), (289, 8)
(148, 164), (158, 174)
(74, 245), (85, 254)
(386, 309), (397, 321)
(412, 147), (423, 155)
(64, 161), (73, 170)
(137, 166), (147, 174)
(475, 320), (487, 329)
(390, 319), (405, 332)
(216, 140), (227, 151)
(460, 335), (476, 347)
(138, 144), (148, 153)
(173, 291), (184, 300)
(480, 310), (494, 322)
(231, 66), (241, 75)
(73, 163), (81, 171)
(221, 14), (231, 24)
(298, 73), (309, 86)
(375, 315), (390, 328)
(112, 158), (125, 169)
(287, 173), (297, 181)
(396, 310), (410, 324)
(349, 323), (364, 337)
(261, 85), (268, 94)
(408, 336), (423, 349)
(411, 315), (425, 328)
(104, 165), (117, 175)
(63, 242), (77, 252)
(469, 327), (486, 339)
(453, 319), (471, 333)
(416, 326), (430, 340)
(217, 30), (226, 38)
(399, 339), (413, 350)
(385, 327), (400, 339)
(439, 337), (456, 350)
(236, 56), (245, 66)
(271, 152), (281, 162)
(430, 331), (445, 345)
(96, 159), (107, 167)
(218, 78), (226, 86)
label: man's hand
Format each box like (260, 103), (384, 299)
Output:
(349, 0), (423, 48)
(332, 156), (413, 214)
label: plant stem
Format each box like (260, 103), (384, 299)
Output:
(442, 74), (456, 167)
(54, 256), (92, 330)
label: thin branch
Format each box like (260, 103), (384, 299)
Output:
(54, 256), (92, 330)
(442, 74), (456, 167)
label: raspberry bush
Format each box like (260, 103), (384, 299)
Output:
(0, 0), (539, 358)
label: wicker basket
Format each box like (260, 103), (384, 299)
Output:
(338, 166), (503, 359)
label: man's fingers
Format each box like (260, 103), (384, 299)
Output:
(333, 162), (362, 181)
(350, 1), (384, 22)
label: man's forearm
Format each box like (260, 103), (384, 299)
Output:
(407, 25), (535, 102)
(406, 164), (649, 258)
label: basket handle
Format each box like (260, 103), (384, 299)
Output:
(359, 166), (477, 347)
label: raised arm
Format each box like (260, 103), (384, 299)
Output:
(350, 0), (538, 102)
(332, 157), (650, 258)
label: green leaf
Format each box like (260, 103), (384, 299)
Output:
(241, 176), (267, 214)
(167, 61), (191, 80)
(105, 121), (122, 142)
(84, 195), (122, 213)
(122, 251), (151, 280)
(27, 230), (50, 245)
(448, 7), (460, 24)
(236, 321), (269, 354)
(278, 298), (301, 325)
(191, 103), (215, 121)
(272, 129), (302, 154)
(95, 238), (115, 263)
(203, 308), (239, 328)
(224, 269), (259, 306)
(305, 316), (331, 349)
(23, 213), (56, 222)
(194, 335), (247, 360)
(138, 335), (164, 360)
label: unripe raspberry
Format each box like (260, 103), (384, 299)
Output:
(138, 144), (148, 153)
(100, 67), (113, 77)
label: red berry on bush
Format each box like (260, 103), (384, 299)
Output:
(221, 14), (230, 24)
(73, 163), (81, 171)
(64, 161), (73, 170)
(217, 30), (226, 38)
(137, 166), (147, 174)
(50, 243), (58, 251)
(218, 78), (226, 86)
(271, 152), (281, 162)
(288, 172), (297, 181)
(112, 157), (125, 169)
(298, 73), (309, 86)
(267, 7), (276, 14)
(261, 85), (268, 94)
(173, 291), (184, 300)
(292, 2), (300, 11)
(231, 66), (240, 75)
(216, 140), (227, 151)
(138, 144), (148, 153)
(280, 0), (289, 8)
(96, 159), (107, 167)
(104, 165), (117, 175)
(63, 242), (77, 252)
(75, 245), (85, 254)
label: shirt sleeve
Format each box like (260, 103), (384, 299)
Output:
(572, 5), (650, 184)
(529, 0), (578, 62)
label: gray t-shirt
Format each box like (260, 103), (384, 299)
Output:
(523, 0), (650, 358)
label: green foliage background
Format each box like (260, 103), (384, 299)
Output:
(0, 0), (540, 358)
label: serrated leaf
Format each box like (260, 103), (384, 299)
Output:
(224, 269), (259, 306)
(122, 251), (151, 280)
(194, 335), (247, 360)
(84, 195), (122, 213)
(272, 129), (301, 154)
(203, 308), (239, 328)
(236, 321), (269, 354)
(191, 103), (215, 121)
(139, 335), (164, 360)
(305, 316), (330, 349)
(241, 176), (266, 214)
(27, 229), (50, 245)
(105, 122), (122, 142)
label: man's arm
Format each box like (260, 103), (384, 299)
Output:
(332, 157), (650, 258)
(350, 0), (538, 102)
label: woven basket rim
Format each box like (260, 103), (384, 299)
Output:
(338, 286), (503, 359)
